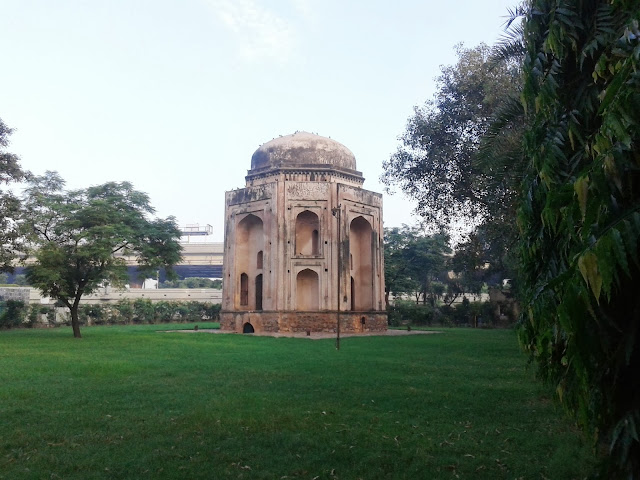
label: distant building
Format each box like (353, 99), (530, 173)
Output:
(221, 132), (387, 333)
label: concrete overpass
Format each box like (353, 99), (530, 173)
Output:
(123, 242), (224, 284)
(8, 242), (225, 285)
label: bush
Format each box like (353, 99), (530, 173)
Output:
(78, 304), (108, 325)
(3, 299), (220, 328)
(0, 300), (28, 328)
(114, 300), (134, 324)
(388, 300), (434, 326)
(438, 299), (495, 327)
(133, 299), (156, 324)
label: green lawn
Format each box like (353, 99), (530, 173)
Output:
(0, 325), (596, 479)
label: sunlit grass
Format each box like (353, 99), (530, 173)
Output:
(0, 325), (596, 479)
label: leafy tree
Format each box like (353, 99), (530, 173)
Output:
(411, 233), (451, 306)
(445, 235), (486, 305)
(0, 118), (25, 272)
(383, 226), (450, 306)
(20, 171), (183, 338)
(517, 1), (640, 476)
(383, 226), (420, 307)
(381, 44), (523, 234)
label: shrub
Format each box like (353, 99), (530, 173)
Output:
(388, 300), (434, 326)
(0, 300), (28, 328)
(133, 299), (155, 324)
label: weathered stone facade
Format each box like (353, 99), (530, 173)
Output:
(221, 132), (387, 333)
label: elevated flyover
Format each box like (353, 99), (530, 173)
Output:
(124, 242), (224, 283)
(10, 242), (225, 285)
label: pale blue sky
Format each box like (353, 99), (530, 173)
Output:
(1, 0), (516, 241)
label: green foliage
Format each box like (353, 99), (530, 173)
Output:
(0, 300), (27, 328)
(78, 304), (107, 325)
(388, 298), (497, 328)
(114, 299), (134, 324)
(517, 1), (640, 476)
(0, 118), (25, 273)
(20, 171), (183, 338)
(132, 299), (156, 324)
(160, 277), (222, 289)
(387, 300), (435, 326)
(0, 300), (221, 329)
(381, 44), (523, 232)
(384, 226), (451, 306)
(25, 304), (55, 327)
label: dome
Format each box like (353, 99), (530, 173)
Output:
(251, 132), (357, 172)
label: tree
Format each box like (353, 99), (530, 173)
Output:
(20, 171), (183, 338)
(0, 118), (25, 272)
(517, 1), (640, 476)
(383, 226), (420, 307)
(445, 235), (486, 305)
(383, 226), (450, 306)
(381, 43), (523, 233)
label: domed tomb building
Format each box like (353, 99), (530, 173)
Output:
(221, 132), (387, 333)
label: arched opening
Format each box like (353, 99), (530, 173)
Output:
(242, 322), (255, 334)
(235, 214), (264, 310)
(349, 216), (374, 310)
(240, 273), (249, 306)
(295, 210), (320, 256)
(255, 274), (263, 311)
(296, 269), (319, 311)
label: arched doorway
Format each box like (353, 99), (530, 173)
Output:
(349, 216), (374, 310)
(296, 269), (319, 310)
(242, 322), (255, 333)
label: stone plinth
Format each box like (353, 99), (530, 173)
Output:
(220, 310), (388, 334)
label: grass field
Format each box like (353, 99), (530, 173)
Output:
(0, 325), (596, 479)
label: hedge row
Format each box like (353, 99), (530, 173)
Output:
(388, 298), (502, 327)
(0, 299), (221, 329)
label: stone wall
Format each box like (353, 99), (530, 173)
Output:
(29, 288), (222, 305)
(220, 310), (388, 334)
(0, 287), (31, 303)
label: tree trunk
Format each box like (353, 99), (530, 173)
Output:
(70, 304), (82, 338)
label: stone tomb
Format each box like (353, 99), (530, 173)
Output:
(221, 132), (387, 333)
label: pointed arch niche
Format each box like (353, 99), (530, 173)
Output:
(349, 216), (374, 311)
(295, 210), (320, 256)
(296, 269), (319, 311)
(235, 214), (264, 310)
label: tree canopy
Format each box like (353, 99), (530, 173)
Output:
(516, 1), (640, 476)
(381, 43), (523, 234)
(384, 226), (451, 306)
(20, 171), (183, 338)
(0, 118), (25, 272)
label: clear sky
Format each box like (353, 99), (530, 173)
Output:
(1, 0), (516, 242)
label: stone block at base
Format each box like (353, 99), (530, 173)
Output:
(220, 311), (387, 334)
